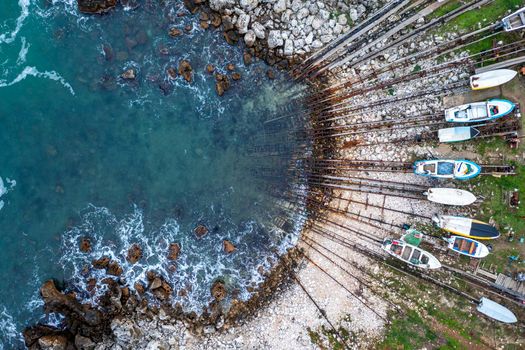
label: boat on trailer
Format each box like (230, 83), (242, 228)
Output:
(413, 159), (481, 180)
(502, 6), (525, 32)
(470, 69), (517, 90)
(477, 297), (517, 323)
(382, 238), (441, 269)
(444, 99), (515, 123)
(438, 126), (480, 143)
(444, 236), (490, 258)
(425, 188), (477, 206)
(433, 215), (500, 240)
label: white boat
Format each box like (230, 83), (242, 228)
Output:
(502, 7), (525, 32)
(433, 215), (500, 240)
(477, 297), (517, 323)
(382, 238), (441, 269)
(470, 69), (517, 90)
(438, 126), (480, 143)
(444, 236), (490, 258)
(413, 159), (481, 180)
(445, 99), (515, 123)
(425, 188), (477, 206)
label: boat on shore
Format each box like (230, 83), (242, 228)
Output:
(444, 236), (490, 258)
(502, 6), (525, 32)
(401, 228), (423, 246)
(433, 215), (500, 240)
(477, 297), (518, 323)
(414, 159), (481, 180)
(438, 126), (480, 143)
(382, 238), (441, 269)
(444, 99), (515, 123)
(470, 69), (517, 90)
(425, 188), (477, 206)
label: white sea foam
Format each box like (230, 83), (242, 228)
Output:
(0, 306), (21, 349)
(0, 177), (16, 212)
(0, 66), (75, 95)
(0, 0), (30, 45)
(16, 37), (29, 64)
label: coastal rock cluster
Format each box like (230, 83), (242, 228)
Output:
(24, 248), (302, 349)
(206, 0), (358, 57)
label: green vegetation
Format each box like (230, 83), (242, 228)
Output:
(379, 310), (438, 349)
(427, 0), (463, 20)
(436, 0), (524, 33)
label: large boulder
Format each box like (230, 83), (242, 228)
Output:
(178, 60), (193, 83)
(38, 335), (68, 350)
(209, 0), (235, 11)
(77, 0), (117, 14)
(126, 244), (142, 264)
(167, 243), (180, 260)
(110, 316), (142, 347)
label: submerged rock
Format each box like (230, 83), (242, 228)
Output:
(167, 243), (181, 260)
(206, 64), (215, 73)
(231, 72), (241, 81)
(92, 256), (110, 269)
(126, 244), (142, 264)
(223, 240), (236, 254)
(211, 280), (227, 301)
(194, 224), (209, 238)
(166, 67), (177, 80)
(106, 261), (123, 276)
(79, 237), (91, 253)
(121, 68), (136, 80)
(77, 0), (117, 14)
(169, 28), (183, 37)
(178, 60), (193, 83)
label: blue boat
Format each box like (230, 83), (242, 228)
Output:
(413, 159), (481, 180)
(444, 236), (490, 258)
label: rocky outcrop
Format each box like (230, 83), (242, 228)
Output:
(167, 243), (181, 260)
(121, 68), (136, 80)
(178, 60), (193, 83)
(194, 224), (209, 238)
(223, 240), (236, 253)
(79, 237), (91, 253)
(77, 0), (117, 14)
(126, 244), (142, 264)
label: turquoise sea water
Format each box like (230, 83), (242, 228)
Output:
(0, 1), (308, 347)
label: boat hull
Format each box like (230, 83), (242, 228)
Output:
(382, 238), (441, 269)
(414, 160), (481, 180)
(446, 236), (489, 258)
(438, 126), (479, 143)
(433, 215), (500, 240)
(444, 99), (515, 123)
(426, 188), (477, 206)
(470, 69), (517, 90)
(477, 298), (518, 323)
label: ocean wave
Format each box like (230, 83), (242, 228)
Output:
(59, 201), (305, 313)
(0, 306), (22, 350)
(0, 0), (30, 45)
(16, 36), (29, 65)
(0, 66), (75, 95)
(0, 177), (16, 212)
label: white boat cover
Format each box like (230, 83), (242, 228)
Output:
(470, 69), (517, 90)
(426, 188), (476, 206)
(477, 297), (517, 323)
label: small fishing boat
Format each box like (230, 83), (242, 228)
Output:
(438, 126), (480, 143)
(470, 69), (517, 90)
(444, 99), (515, 123)
(477, 297), (517, 323)
(382, 238), (441, 269)
(502, 7), (525, 32)
(433, 215), (500, 240)
(413, 159), (481, 180)
(425, 188), (477, 206)
(444, 236), (490, 258)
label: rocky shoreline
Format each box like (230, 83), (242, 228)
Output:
(24, 247), (303, 349)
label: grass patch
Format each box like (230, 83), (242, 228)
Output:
(437, 0), (524, 33)
(379, 310), (438, 349)
(427, 0), (463, 20)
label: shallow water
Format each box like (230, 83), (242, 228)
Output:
(0, 1), (308, 347)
